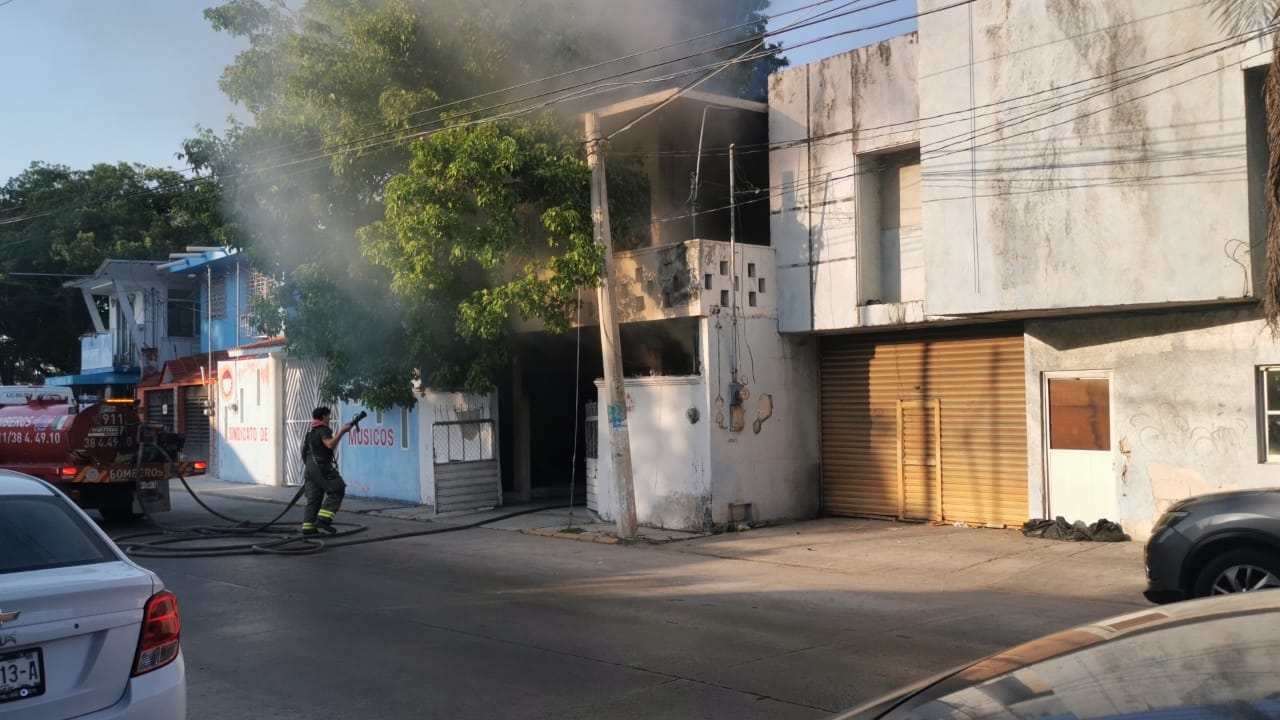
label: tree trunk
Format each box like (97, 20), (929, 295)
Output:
(1265, 28), (1280, 332)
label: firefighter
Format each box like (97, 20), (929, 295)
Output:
(300, 406), (355, 536)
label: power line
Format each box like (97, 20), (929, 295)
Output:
(223, 2), (1259, 193)
(238, 0), (970, 177)
(0, 2), (887, 227)
(645, 35), (1268, 230)
(614, 23), (1274, 162)
(235, 0), (874, 165)
(0, 1), (1260, 237)
(0, 1), (922, 229)
(233, 0), (908, 172)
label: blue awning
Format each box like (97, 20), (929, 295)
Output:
(45, 371), (141, 387)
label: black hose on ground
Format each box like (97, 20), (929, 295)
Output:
(115, 472), (570, 558)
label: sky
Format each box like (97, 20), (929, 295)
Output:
(0, 0), (916, 184)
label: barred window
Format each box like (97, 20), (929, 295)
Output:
(1261, 367), (1280, 462)
(432, 421), (495, 463)
(209, 281), (227, 320)
(249, 269), (277, 300)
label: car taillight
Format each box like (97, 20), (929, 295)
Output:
(133, 590), (180, 676)
(191, 461), (208, 473)
(59, 467), (78, 478)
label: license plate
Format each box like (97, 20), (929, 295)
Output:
(0, 647), (44, 703)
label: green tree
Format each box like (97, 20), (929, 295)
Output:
(193, 0), (782, 404)
(1205, 0), (1280, 330)
(360, 114), (650, 392)
(0, 162), (227, 383)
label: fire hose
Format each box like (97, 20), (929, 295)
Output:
(113, 413), (572, 558)
(113, 470), (571, 559)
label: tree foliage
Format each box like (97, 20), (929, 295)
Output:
(359, 114), (649, 392)
(193, 0), (783, 403)
(0, 163), (226, 384)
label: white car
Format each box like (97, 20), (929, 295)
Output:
(0, 470), (185, 719)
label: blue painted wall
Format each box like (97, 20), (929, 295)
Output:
(336, 401), (421, 503)
(196, 260), (258, 353)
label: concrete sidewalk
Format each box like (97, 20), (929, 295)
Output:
(178, 475), (1149, 605)
(178, 475), (703, 542)
(670, 517), (1147, 604)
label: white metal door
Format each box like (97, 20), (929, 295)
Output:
(1044, 373), (1117, 523)
(283, 358), (325, 487)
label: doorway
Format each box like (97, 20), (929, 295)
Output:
(1044, 373), (1116, 522)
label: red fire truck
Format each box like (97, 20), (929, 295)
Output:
(0, 387), (204, 521)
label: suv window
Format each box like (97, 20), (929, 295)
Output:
(0, 496), (118, 573)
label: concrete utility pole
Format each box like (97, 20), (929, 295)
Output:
(585, 111), (638, 539)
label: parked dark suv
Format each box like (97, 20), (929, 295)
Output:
(1144, 488), (1280, 604)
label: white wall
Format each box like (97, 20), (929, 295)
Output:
(918, 0), (1257, 316)
(594, 376), (712, 530)
(703, 315), (821, 525)
(215, 355), (284, 486)
(769, 33), (921, 333)
(1025, 307), (1280, 540)
(769, 62), (813, 333)
(594, 315), (821, 531)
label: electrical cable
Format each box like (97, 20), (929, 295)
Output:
(231, 0), (901, 168)
(232, 0), (867, 165)
(609, 22), (1276, 162)
(14, 0), (1198, 233)
(0, 0), (932, 232)
(567, 287), (583, 530)
(0, 2), (863, 229)
(315, 0), (935, 159)
(0, 0), (1262, 272)
(216, 17), (1273, 194)
(640, 35), (1270, 229)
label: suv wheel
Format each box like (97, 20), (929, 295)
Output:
(1193, 548), (1280, 598)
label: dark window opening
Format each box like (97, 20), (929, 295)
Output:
(620, 317), (701, 377)
(1246, 65), (1269, 297)
(1260, 366), (1280, 461)
(167, 289), (197, 338)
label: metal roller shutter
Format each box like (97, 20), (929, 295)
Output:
(820, 327), (1028, 527)
(183, 387), (211, 461)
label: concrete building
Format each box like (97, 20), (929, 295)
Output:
(577, 89), (821, 532)
(50, 259), (203, 399)
(769, 0), (1278, 539)
(212, 338), (500, 511)
(135, 247), (272, 463)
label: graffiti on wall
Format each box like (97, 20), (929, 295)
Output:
(1128, 403), (1248, 459)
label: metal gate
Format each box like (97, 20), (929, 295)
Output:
(433, 419), (499, 513)
(584, 401), (599, 512)
(183, 386), (212, 461)
(820, 327), (1028, 527)
(283, 358), (325, 487)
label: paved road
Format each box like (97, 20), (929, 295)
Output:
(104, 489), (1148, 720)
